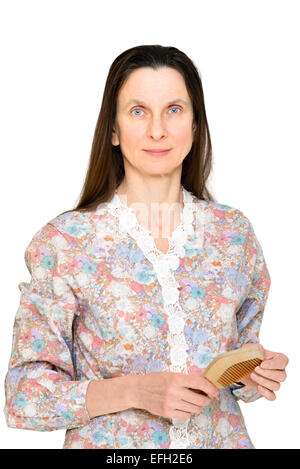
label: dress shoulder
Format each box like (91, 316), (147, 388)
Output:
(200, 199), (250, 227)
(47, 210), (89, 237)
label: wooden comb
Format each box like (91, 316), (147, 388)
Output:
(189, 344), (264, 393)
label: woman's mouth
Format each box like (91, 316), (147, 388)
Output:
(144, 149), (171, 157)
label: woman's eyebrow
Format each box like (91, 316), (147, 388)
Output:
(125, 98), (188, 107)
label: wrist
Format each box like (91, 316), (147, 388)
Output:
(124, 374), (142, 409)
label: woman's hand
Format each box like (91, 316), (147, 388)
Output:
(134, 371), (219, 420)
(239, 344), (289, 400)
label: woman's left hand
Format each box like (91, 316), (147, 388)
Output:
(239, 344), (289, 400)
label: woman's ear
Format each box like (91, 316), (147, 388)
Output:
(111, 125), (120, 146)
(192, 122), (197, 141)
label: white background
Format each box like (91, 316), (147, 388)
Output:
(1, 0), (299, 449)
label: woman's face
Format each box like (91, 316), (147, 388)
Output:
(112, 66), (196, 178)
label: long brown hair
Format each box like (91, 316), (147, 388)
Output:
(59, 44), (216, 216)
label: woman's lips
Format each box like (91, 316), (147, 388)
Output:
(144, 149), (170, 157)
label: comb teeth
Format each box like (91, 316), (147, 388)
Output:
(218, 358), (262, 387)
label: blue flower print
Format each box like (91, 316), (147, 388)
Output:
(83, 261), (98, 274)
(152, 430), (168, 445)
(94, 428), (113, 446)
(151, 314), (164, 328)
(42, 256), (54, 269)
(15, 392), (28, 408)
(32, 339), (46, 353)
(192, 347), (215, 367)
(67, 223), (84, 237)
(133, 264), (156, 285)
(191, 286), (206, 299)
(62, 411), (75, 421)
(119, 437), (129, 446)
(232, 234), (245, 245)
(184, 245), (201, 258)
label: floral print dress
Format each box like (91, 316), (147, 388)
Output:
(4, 186), (271, 449)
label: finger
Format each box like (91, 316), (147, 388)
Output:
(257, 384), (276, 401)
(253, 366), (287, 382)
(250, 371), (281, 391)
(179, 399), (205, 414)
(201, 376), (219, 396)
(182, 387), (213, 406)
(260, 351), (289, 370)
(189, 375), (218, 397)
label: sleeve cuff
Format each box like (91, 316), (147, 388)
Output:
(230, 384), (263, 403)
(5, 379), (94, 431)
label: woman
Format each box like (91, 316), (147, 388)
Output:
(4, 45), (288, 449)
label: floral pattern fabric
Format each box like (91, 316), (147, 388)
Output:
(4, 187), (271, 449)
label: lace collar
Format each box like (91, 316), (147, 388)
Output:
(106, 186), (197, 264)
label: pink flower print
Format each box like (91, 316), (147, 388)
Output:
(248, 245), (257, 256)
(92, 335), (104, 350)
(136, 308), (147, 321)
(67, 259), (79, 271)
(30, 249), (40, 263)
(161, 320), (169, 332)
(137, 422), (150, 435)
(124, 311), (131, 321)
(221, 335), (227, 344)
(47, 229), (59, 240)
(62, 232), (77, 245)
(215, 295), (230, 307)
(178, 281), (186, 292)
(20, 331), (33, 345)
(217, 233), (228, 245)
(49, 373), (62, 384)
(130, 281), (144, 294)
(228, 414), (240, 429)
(213, 209), (226, 220)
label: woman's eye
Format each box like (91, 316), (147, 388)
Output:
(169, 107), (181, 114)
(131, 107), (181, 116)
(132, 109), (144, 116)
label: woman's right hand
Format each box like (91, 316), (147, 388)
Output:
(134, 371), (219, 420)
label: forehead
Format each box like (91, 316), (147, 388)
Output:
(118, 67), (191, 106)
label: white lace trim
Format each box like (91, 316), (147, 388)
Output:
(106, 186), (199, 449)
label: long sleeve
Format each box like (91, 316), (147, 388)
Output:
(3, 223), (93, 431)
(229, 212), (271, 403)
